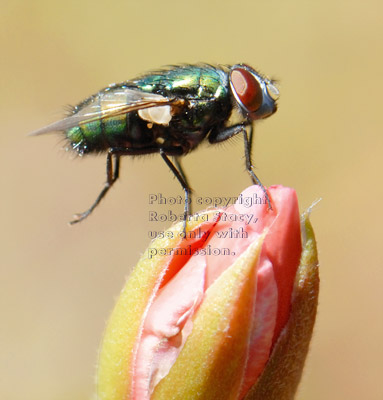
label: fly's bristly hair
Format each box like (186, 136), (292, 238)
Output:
(63, 104), (76, 115)
(209, 129), (243, 151)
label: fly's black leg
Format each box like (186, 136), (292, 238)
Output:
(113, 155), (120, 181)
(69, 145), (188, 226)
(70, 151), (120, 224)
(208, 123), (248, 144)
(70, 146), (164, 224)
(160, 150), (191, 235)
(209, 123), (271, 209)
(174, 157), (193, 214)
(248, 122), (254, 159)
(243, 127), (272, 209)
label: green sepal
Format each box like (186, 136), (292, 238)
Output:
(244, 213), (319, 400)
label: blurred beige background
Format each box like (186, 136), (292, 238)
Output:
(1, 0), (382, 399)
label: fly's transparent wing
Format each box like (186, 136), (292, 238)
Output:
(30, 88), (174, 135)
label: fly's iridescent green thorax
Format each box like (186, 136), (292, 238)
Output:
(133, 65), (229, 100)
(32, 63), (279, 225)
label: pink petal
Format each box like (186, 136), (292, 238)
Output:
(239, 259), (278, 397)
(134, 254), (206, 399)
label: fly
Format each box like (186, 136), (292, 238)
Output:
(31, 63), (279, 227)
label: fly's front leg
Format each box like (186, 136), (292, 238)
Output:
(208, 123), (247, 144)
(70, 150), (120, 224)
(243, 126), (272, 209)
(242, 125), (261, 186)
(160, 150), (191, 235)
(209, 123), (271, 209)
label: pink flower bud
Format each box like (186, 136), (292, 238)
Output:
(97, 185), (319, 400)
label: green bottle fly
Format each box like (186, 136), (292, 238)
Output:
(31, 64), (279, 226)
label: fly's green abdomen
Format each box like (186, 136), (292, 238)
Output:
(67, 120), (104, 153)
(103, 115), (127, 135)
(66, 103), (129, 153)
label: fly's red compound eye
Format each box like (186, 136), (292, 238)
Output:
(231, 68), (263, 113)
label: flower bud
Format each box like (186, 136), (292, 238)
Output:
(97, 185), (319, 400)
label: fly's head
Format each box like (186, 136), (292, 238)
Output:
(229, 64), (279, 121)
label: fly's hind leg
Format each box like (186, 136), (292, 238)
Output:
(69, 145), (192, 230)
(174, 156), (193, 215)
(160, 150), (191, 235)
(70, 150), (120, 224)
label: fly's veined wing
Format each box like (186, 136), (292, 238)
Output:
(29, 88), (174, 135)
